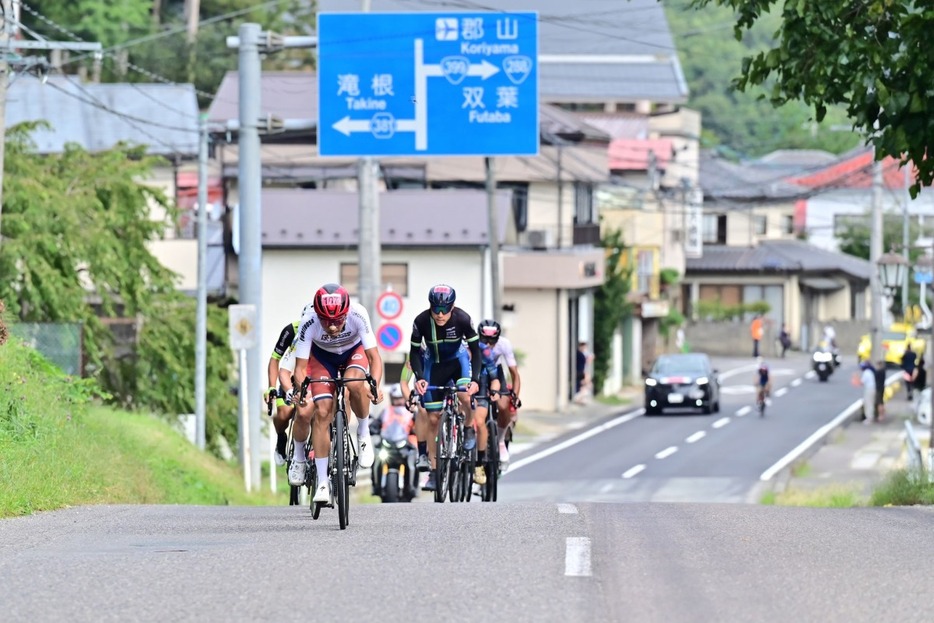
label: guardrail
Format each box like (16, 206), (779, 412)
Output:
(904, 420), (925, 482)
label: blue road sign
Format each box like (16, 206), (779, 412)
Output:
(318, 12), (538, 157)
(376, 323), (404, 350)
(915, 270), (933, 285)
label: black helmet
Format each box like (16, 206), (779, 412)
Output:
(478, 319), (501, 341)
(428, 284), (456, 313)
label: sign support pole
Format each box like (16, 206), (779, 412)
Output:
(237, 348), (252, 492)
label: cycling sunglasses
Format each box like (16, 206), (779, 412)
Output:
(430, 304), (453, 315)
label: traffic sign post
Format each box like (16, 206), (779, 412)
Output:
(318, 12), (539, 157)
(376, 323), (404, 351)
(377, 291), (404, 320)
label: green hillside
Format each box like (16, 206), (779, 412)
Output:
(663, 0), (862, 157)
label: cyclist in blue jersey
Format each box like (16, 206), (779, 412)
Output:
(409, 284), (481, 492)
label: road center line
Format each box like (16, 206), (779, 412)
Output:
(712, 417), (730, 429)
(621, 464), (646, 479)
(804, 370), (817, 379)
(655, 446), (678, 459)
(774, 387), (788, 397)
(686, 431), (706, 443)
(557, 503), (579, 514)
(565, 537), (592, 577)
(736, 406), (751, 417)
(791, 378), (802, 387)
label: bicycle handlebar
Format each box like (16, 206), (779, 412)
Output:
(298, 374), (378, 407)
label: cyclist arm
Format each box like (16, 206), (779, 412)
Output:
(364, 346), (384, 403)
(507, 364), (521, 398)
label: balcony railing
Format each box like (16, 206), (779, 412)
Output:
(573, 223), (601, 246)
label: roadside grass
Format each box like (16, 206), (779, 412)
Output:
(595, 394), (634, 407)
(791, 462), (812, 478)
(869, 470), (934, 506)
(0, 338), (280, 517)
(760, 484), (864, 508)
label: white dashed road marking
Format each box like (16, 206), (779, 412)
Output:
(805, 370), (817, 379)
(736, 406), (751, 417)
(791, 378), (803, 387)
(622, 464), (646, 479)
(774, 387), (788, 397)
(557, 503), (579, 514)
(655, 446), (678, 459)
(565, 537), (592, 577)
(712, 417), (730, 429)
(686, 431), (706, 444)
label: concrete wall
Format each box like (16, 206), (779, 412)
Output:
(502, 288), (566, 411)
(684, 318), (871, 357)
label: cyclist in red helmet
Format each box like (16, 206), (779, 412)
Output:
(292, 283), (384, 503)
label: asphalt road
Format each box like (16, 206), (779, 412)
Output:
(501, 354), (865, 503)
(1, 502), (931, 622)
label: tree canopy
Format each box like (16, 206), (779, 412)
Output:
(691, 0), (934, 195)
(0, 125), (238, 453)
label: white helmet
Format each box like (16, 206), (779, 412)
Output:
(388, 383), (404, 399)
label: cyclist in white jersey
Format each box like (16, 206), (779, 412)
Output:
(292, 284), (384, 503)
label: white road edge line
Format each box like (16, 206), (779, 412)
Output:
(565, 537), (592, 577)
(712, 417), (730, 429)
(508, 361), (761, 474)
(557, 503), (579, 514)
(622, 464), (646, 479)
(736, 406), (751, 417)
(804, 370), (817, 379)
(655, 446), (678, 459)
(774, 387), (788, 397)
(760, 372), (901, 481)
(791, 378), (803, 387)
(686, 431), (706, 443)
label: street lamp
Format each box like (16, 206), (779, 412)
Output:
(877, 251), (909, 328)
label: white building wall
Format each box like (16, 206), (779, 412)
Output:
(502, 287), (563, 412)
(262, 247), (484, 369)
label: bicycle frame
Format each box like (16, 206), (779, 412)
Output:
(417, 384), (473, 503)
(299, 371), (376, 530)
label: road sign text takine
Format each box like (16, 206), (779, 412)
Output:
(318, 12), (539, 157)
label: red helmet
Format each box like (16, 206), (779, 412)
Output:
(313, 283), (351, 324)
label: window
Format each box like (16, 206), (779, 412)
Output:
(636, 249), (655, 294)
(574, 182), (596, 225)
(754, 215), (767, 236)
(339, 263), (409, 297)
(702, 214), (727, 244)
(782, 214), (795, 235)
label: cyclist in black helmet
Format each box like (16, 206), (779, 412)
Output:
(409, 284), (481, 492)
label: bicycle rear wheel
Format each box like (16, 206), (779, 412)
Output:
(434, 410), (452, 503)
(309, 467), (321, 519)
(335, 409), (349, 529)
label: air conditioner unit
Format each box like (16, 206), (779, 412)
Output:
(523, 229), (553, 249)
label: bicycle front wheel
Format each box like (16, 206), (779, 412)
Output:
(335, 409), (349, 529)
(484, 418), (499, 502)
(434, 410), (452, 503)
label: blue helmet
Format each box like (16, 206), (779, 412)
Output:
(428, 284), (456, 313)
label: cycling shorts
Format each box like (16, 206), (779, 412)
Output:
(305, 342), (367, 402)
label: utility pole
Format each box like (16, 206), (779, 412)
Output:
(185, 0), (201, 42)
(195, 113), (208, 450)
(226, 24), (316, 490)
(485, 157), (500, 322)
(902, 160), (912, 313)
(0, 1), (101, 248)
(358, 0), (380, 321)
(870, 157), (884, 368)
(0, 0), (11, 245)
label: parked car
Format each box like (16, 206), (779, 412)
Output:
(857, 323), (926, 366)
(644, 353), (720, 415)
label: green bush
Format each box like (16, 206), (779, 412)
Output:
(660, 268), (681, 286)
(695, 299), (771, 322)
(869, 470), (934, 506)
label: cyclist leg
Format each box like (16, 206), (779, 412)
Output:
(421, 360), (458, 491)
(289, 369), (316, 486)
(307, 347), (342, 501)
(472, 373), (492, 485)
(343, 345), (375, 469)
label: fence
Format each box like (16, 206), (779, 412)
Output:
(8, 323), (83, 376)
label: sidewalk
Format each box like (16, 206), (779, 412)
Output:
(776, 382), (929, 500)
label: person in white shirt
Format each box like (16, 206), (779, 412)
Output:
(292, 284), (384, 503)
(859, 361), (876, 424)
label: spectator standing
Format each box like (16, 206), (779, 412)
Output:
(914, 356), (927, 398)
(874, 359), (887, 422)
(902, 343), (918, 400)
(750, 314), (764, 358)
(859, 360), (876, 424)
(778, 324), (791, 358)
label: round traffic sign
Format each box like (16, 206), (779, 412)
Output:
(376, 323), (403, 350)
(376, 291), (403, 320)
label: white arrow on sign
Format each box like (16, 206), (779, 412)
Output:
(423, 58), (500, 81)
(332, 116), (416, 137)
